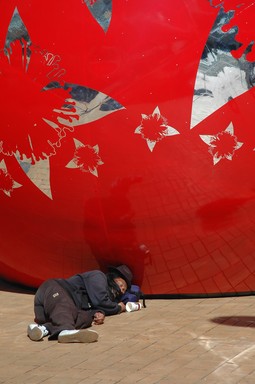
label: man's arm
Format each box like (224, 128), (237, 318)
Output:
(82, 270), (124, 315)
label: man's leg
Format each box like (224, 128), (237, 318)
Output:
(42, 280), (78, 338)
(42, 280), (98, 343)
(28, 279), (98, 343)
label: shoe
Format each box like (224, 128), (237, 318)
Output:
(27, 324), (48, 341)
(58, 329), (99, 343)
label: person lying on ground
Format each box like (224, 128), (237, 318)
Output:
(27, 264), (132, 343)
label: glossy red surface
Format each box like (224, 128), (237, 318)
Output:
(1, 0), (255, 295)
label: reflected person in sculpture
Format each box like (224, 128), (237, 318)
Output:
(27, 265), (132, 343)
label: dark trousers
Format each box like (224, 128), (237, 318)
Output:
(34, 279), (93, 339)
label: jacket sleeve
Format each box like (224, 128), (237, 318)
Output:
(82, 271), (121, 316)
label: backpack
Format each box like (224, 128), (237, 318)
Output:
(121, 284), (146, 308)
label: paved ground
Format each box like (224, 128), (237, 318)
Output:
(1, 282), (255, 383)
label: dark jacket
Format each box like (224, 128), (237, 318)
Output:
(63, 270), (121, 316)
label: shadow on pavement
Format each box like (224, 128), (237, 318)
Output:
(0, 278), (36, 294)
(211, 316), (255, 328)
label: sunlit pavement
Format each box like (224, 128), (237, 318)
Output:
(1, 284), (255, 383)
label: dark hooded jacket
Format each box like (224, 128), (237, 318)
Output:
(62, 270), (121, 315)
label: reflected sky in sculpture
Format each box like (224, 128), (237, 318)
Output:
(84, 0), (112, 32)
(5, 7), (30, 50)
(191, 7), (255, 128)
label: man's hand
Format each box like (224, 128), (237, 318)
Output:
(92, 311), (105, 325)
(118, 302), (126, 313)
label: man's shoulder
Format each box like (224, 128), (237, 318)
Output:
(81, 270), (106, 280)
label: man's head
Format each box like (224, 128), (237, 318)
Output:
(108, 265), (133, 289)
(113, 277), (127, 295)
(107, 265), (133, 299)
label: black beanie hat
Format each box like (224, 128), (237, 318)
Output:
(108, 265), (133, 288)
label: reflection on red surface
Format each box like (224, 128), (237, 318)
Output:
(1, 0), (255, 296)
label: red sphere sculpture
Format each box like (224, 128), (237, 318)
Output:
(1, 0), (255, 296)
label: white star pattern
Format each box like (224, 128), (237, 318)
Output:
(200, 122), (243, 165)
(135, 106), (179, 152)
(66, 138), (104, 177)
